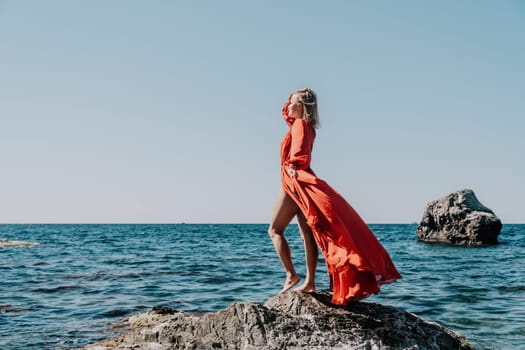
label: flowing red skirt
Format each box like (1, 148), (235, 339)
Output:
(283, 169), (401, 305)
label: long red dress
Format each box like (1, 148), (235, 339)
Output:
(280, 111), (401, 305)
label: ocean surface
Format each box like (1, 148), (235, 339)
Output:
(0, 224), (524, 350)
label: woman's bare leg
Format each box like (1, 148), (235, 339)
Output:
(268, 190), (301, 293)
(296, 211), (318, 292)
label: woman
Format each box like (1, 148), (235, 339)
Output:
(268, 88), (401, 305)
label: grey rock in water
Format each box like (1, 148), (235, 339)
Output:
(80, 291), (475, 350)
(417, 189), (501, 245)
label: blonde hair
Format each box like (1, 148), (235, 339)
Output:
(295, 88), (320, 129)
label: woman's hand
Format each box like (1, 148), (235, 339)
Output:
(281, 94), (292, 118)
(287, 168), (297, 178)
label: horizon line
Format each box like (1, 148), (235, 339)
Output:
(1, 222), (523, 225)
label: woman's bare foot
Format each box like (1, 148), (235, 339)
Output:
(279, 275), (301, 294)
(295, 282), (316, 293)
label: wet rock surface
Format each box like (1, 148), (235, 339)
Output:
(81, 291), (475, 350)
(417, 189), (501, 245)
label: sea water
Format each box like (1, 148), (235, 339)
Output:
(0, 224), (523, 350)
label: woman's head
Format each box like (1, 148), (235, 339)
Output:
(287, 88), (320, 129)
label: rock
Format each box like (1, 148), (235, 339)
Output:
(0, 238), (38, 247)
(80, 291), (475, 350)
(416, 189), (501, 245)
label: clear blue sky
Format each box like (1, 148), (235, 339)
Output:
(1, 1), (524, 223)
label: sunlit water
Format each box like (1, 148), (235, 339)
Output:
(1, 224), (523, 349)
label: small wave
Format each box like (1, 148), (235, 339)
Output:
(1, 304), (27, 313)
(447, 293), (487, 304)
(444, 284), (491, 294)
(68, 270), (174, 282)
(95, 308), (133, 318)
(0, 238), (39, 247)
(497, 285), (525, 292)
(32, 285), (84, 293)
(199, 276), (238, 284)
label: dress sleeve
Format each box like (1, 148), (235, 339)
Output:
(285, 119), (313, 170)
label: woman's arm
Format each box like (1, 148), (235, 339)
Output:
(285, 119), (313, 174)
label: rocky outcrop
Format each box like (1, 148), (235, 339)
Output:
(417, 189), (501, 245)
(80, 291), (475, 350)
(0, 238), (38, 247)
